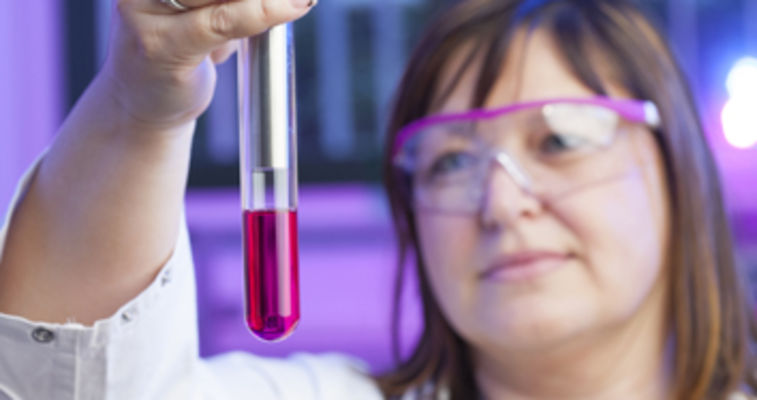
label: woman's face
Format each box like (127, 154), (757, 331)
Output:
(414, 30), (671, 355)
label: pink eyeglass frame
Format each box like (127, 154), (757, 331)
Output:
(390, 96), (661, 160)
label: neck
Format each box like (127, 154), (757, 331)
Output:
(473, 286), (672, 400)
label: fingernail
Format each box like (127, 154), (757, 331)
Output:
(291, 0), (317, 8)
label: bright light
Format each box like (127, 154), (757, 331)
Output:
(726, 57), (757, 101)
(722, 99), (757, 149)
(722, 57), (757, 149)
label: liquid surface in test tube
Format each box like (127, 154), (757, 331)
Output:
(243, 209), (300, 341)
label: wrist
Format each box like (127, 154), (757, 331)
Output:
(92, 69), (199, 143)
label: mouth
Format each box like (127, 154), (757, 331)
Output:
(479, 251), (574, 282)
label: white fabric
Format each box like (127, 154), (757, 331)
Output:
(0, 157), (383, 400)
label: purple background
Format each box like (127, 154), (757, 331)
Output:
(1, 0), (755, 374)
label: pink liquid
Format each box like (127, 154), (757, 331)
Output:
(243, 209), (300, 341)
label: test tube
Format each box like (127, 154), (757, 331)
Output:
(238, 24), (300, 342)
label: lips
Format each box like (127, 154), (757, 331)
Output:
(479, 251), (572, 281)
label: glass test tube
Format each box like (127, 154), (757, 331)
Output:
(238, 24), (300, 342)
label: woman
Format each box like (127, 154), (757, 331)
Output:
(0, 1), (752, 400)
(377, 1), (757, 399)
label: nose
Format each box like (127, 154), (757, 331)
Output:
(478, 153), (544, 229)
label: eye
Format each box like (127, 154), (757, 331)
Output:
(538, 133), (587, 155)
(426, 151), (478, 177)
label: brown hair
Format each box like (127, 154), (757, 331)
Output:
(376, 1), (757, 399)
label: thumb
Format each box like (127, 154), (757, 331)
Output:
(150, 0), (314, 63)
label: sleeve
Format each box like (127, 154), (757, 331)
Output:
(0, 155), (383, 400)
(0, 153), (201, 400)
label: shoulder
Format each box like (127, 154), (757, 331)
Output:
(730, 391), (757, 400)
(201, 351), (383, 400)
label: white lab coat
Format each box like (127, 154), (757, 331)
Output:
(0, 157), (384, 400)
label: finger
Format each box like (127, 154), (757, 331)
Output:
(130, 0), (316, 17)
(210, 40), (238, 65)
(160, 0), (315, 59)
(178, 0), (225, 8)
(123, 0), (222, 15)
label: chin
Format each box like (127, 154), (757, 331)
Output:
(473, 299), (599, 353)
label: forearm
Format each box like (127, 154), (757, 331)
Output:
(0, 0), (314, 327)
(0, 73), (194, 325)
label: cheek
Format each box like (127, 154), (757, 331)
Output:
(415, 215), (479, 317)
(559, 162), (669, 319)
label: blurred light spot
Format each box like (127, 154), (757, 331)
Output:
(726, 57), (757, 101)
(722, 99), (757, 149)
(722, 57), (757, 149)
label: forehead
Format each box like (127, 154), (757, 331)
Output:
(432, 28), (623, 114)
